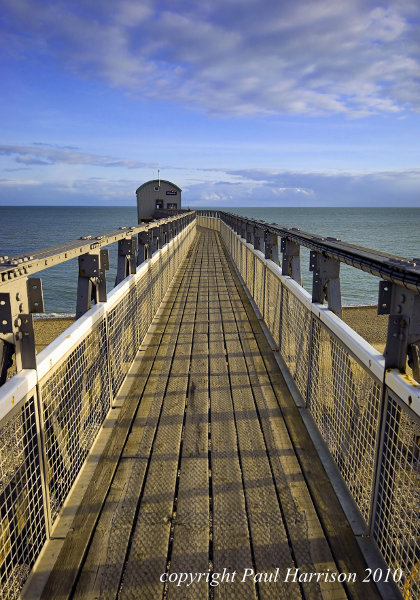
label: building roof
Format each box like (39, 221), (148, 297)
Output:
(136, 179), (182, 193)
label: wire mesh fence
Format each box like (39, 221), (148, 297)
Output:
(0, 393), (46, 600)
(0, 217), (196, 599)
(108, 284), (139, 399)
(308, 316), (383, 523)
(39, 317), (110, 523)
(373, 392), (419, 600)
(280, 285), (312, 400)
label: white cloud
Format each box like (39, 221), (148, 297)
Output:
(184, 167), (420, 206)
(2, 0), (420, 117)
(0, 179), (42, 186)
(0, 144), (157, 169)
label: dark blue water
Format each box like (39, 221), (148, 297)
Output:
(0, 206), (419, 313)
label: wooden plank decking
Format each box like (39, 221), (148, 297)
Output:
(40, 227), (380, 600)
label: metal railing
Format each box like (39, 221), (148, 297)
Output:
(0, 209), (418, 598)
(196, 211), (419, 600)
(0, 213), (196, 599)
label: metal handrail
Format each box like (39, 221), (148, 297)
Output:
(0, 211), (196, 385)
(197, 210), (420, 292)
(0, 211), (196, 284)
(197, 209), (420, 377)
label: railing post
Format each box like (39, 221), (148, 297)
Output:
(33, 384), (53, 537)
(137, 230), (149, 265)
(310, 251), (342, 318)
(234, 217), (240, 235)
(167, 221), (173, 243)
(158, 223), (166, 248)
(253, 226), (264, 252)
(246, 223), (253, 245)
(76, 249), (109, 318)
(147, 224), (156, 253)
(264, 231), (279, 264)
(115, 237), (137, 286)
(370, 284), (420, 545)
(153, 225), (159, 251)
(162, 222), (170, 245)
(252, 226), (266, 318)
(240, 219), (247, 240)
(281, 238), (302, 284)
(379, 282), (420, 378)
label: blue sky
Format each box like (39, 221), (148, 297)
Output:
(1, 0), (420, 206)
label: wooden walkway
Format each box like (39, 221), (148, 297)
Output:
(40, 227), (380, 600)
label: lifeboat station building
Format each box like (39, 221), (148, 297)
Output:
(136, 179), (182, 222)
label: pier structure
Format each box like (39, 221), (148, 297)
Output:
(0, 211), (419, 599)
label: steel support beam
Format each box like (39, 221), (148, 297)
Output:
(150, 227), (158, 255)
(161, 223), (169, 246)
(246, 223), (253, 245)
(137, 230), (149, 265)
(76, 250), (109, 319)
(379, 281), (420, 377)
(0, 278), (44, 384)
(281, 238), (302, 284)
(253, 226), (264, 252)
(240, 219), (247, 240)
(264, 231), (279, 264)
(115, 237), (138, 286)
(310, 251), (342, 317)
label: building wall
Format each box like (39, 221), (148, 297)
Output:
(136, 180), (182, 221)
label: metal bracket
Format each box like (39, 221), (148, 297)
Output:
(0, 278), (40, 384)
(160, 223), (169, 248)
(17, 314), (36, 370)
(310, 251), (342, 317)
(253, 226), (264, 252)
(115, 237), (138, 286)
(281, 238), (302, 284)
(379, 281), (420, 375)
(246, 223), (253, 245)
(159, 223), (168, 248)
(149, 227), (158, 255)
(232, 217), (238, 234)
(137, 230), (149, 265)
(264, 231), (279, 263)
(76, 249), (109, 318)
(165, 222), (171, 243)
(240, 219), (247, 240)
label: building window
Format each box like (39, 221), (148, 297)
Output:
(156, 199), (163, 209)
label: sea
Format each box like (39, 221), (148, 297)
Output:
(0, 206), (419, 315)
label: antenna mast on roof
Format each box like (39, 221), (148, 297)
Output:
(158, 166), (160, 188)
